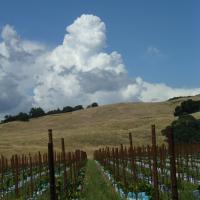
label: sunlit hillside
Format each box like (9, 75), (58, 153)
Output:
(0, 95), (200, 158)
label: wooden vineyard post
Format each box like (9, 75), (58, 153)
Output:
(168, 127), (178, 200)
(1, 156), (4, 195)
(22, 154), (25, 189)
(120, 144), (127, 189)
(61, 138), (67, 193)
(151, 125), (159, 200)
(129, 132), (137, 181)
(115, 148), (120, 181)
(147, 145), (153, 183)
(112, 148), (116, 183)
(39, 151), (42, 180)
(15, 154), (19, 198)
(69, 152), (73, 182)
(159, 146), (164, 184)
(29, 154), (33, 196)
(72, 153), (76, 189)
(48, 129), (56, 200)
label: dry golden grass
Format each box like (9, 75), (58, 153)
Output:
(0, 95), (200, 158)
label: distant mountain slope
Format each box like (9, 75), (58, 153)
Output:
(1, 94), (200, 157)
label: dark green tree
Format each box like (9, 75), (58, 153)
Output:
(29, 107), (45, 118)
(62, 106), (73, 113)
(174, 99), (200, 116)
(47, 108), (61, 115)
(73, 105), (84, 111)
(162, 115), (200, 144)
(91, 102), (98, 107)
(87, 102), (99, 108)
(17, 112), (29, 121)
(3, 115), (15, 123)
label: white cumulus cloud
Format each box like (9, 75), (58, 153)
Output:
(0, 14), (199, 117)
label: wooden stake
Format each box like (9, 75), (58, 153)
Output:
(168, 127), (178, 200)
(48, 130), (56, 200)
(61, 138), (67, 193)
(151, 125), (159, 200)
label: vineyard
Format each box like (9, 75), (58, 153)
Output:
(1, 126), (200, 199)
(0, 129), (87, 200)
(94, 125), (200, 200)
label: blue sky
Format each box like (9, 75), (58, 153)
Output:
(0, 0), (199, 88)
(0, 1), (200, 116)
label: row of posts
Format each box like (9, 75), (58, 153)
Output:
(0, 129), (87, 200)
(0, 126), (178, 200)
(151, 125), (178, 200)
(94, 125), (178, 200)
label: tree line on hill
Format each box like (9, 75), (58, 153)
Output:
(167, 95), (192, 101)
(162, 99), (200, 144)
(1, 102), (98, 123)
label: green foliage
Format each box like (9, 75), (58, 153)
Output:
(167, 95), (192, 101)
(174, 99), (200, 116)
(162, 115), (200, 144)
(91, 102), (98, 107)
(73, 105), (84, 111)
(62, 106), (73, 112)
(3, 112), (29, 123)
(163, 98), (200, 143)
(82, 160), (122, 200)
(87, 102), (99, 109)
(46, 108), (61, 115)
(2, 104), (85, 124)
(29, 107), (45, 118)
(17, 112), (29, 121)
(47, 105), (84, 115)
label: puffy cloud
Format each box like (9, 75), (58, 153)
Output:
(65, 14), (106, 52)
(0, 25), (45, 116)
(33, 14), (127, 109)
(0, 76), (23, 111)
(0, 14), (200, 117)
(122, 78), (200, 102)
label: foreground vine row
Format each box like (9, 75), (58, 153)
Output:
(0, 129), (87, 200)
(94, 125), (200, 200)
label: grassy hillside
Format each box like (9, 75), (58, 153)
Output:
(1, 95), (200, 158)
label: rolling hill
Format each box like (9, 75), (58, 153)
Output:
(0, 94), (200, 158)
